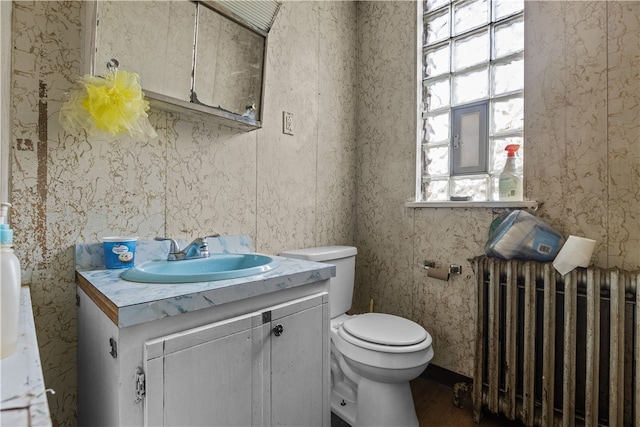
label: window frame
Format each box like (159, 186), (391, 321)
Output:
(414, 0), (526, 205)
(451, 100), (488, 176)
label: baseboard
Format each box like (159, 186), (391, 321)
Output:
(421, 364), (472, 389)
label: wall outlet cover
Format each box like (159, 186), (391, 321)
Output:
(283, 111), (293, 135)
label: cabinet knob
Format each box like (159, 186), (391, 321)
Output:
(273, 324), (284, 337)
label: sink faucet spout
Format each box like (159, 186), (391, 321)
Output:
(156, 234), (220, 261)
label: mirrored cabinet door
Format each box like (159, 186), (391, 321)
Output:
(193, 4), (265, 121)
(92, 1), (196, 103)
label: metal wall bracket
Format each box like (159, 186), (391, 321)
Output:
(449, 264), (462, 275)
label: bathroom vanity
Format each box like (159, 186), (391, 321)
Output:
(75, 237), (332, 426)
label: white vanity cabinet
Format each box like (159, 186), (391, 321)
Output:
(77, 287), (330, 427)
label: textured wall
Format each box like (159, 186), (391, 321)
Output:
(9, 1), (356, 425)
(525, 1), (640, 271)
(1, 1), (10, 203)
(9, 1), (639, 425)
(356, 1), (639, 377)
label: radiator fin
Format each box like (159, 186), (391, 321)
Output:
(541, 263), (556, 426)
(584, 268), (600, 427)
(505, 260), (517, 420)
(562, 270), (577, 427)
(610, 270), (623, 426)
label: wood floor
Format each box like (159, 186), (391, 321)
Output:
(410, 375), (521, 427)
(331, 374), (521, 427)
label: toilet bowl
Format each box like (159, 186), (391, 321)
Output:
(279, 246), (434, 427)
(330, 313), (433, 426)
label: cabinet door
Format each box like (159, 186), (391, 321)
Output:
(269, 293), (330, 427)
(91, 0), (195, 101)
(144, 312), (264, 427)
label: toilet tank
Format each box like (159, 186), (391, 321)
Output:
(279, 246), (357, 318)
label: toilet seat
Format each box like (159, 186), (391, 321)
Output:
(337, 313), (432, 354)
(343, 313), (427, 346)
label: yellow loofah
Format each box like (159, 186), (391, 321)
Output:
(60, 70), (157, 141)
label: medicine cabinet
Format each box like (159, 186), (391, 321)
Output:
(84, 0), (280, 131)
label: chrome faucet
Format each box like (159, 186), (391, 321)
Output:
(155, 234), (220, 261)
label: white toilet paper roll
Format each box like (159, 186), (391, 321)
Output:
(553, 235), (596, 275)
(426, 267), (450, 281)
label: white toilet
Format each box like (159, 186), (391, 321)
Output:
(280, 246), (434, 427)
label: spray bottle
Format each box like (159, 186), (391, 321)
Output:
(1, 202), (21, 358)
(498, 144), (522, 201)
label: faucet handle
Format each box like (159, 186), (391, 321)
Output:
(198, 234), (220, 258)
(155, 237), (180, 254)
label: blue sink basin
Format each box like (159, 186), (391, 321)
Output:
(120, 253), (279, 283)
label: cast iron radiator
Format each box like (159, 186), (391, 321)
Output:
(472, 256), (640, 426)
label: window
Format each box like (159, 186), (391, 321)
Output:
(418, 0), (524, 202)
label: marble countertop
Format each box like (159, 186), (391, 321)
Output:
(75, 236), (334, 328)
(0, 287), (52, 427)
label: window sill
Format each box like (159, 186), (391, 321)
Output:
(405, 200), (538, 209)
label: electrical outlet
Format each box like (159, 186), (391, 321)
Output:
(283, 111), (293, 135)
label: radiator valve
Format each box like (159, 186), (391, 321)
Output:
(452, 382), (471, 408)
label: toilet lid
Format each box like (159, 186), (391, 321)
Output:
(342, 313), (428, 346)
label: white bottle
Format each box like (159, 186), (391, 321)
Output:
(498, 144), (523, 201)
(1, 202), (21, 359)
